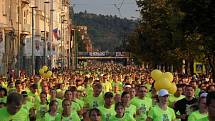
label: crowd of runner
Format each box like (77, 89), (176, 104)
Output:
(0, 62), (215, 121)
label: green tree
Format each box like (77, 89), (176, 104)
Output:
(73, 11), (135, 51)
(130, 0), (184, 69)
(179, 0), (215, 78)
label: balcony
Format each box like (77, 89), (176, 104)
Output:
(22, 0), (30, 4)
(22, 24), (31, 34)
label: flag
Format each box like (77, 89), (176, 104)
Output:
(52, 28), (61, 40)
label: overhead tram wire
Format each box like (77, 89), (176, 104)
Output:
(113, 0), (125, 17)
(72, 0), (134, 18)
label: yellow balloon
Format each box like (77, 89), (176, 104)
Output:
(151, 69), (162, 81)
(162, 72), (174, 82)
(154, 78), (172, 91)
(42, 66), (48, 71)
(46, 71), (52, 78)
(39, 69), (44, 75)
(168, 83), (177, 94)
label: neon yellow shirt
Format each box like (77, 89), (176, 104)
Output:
(85, 93), (104, 108)
(58, 101), (81, 113)
(124, 104), (136, 119)
(195, 88), (201, 97)
(75, 98), (85, 108)
(1, 81), (7, 88)
(112, 82), (123, 94)
(48, 98), (62, 113)
(85, 85), (93, 96)
(146, 92), (152, 98)
(188, 111), (208, 121)
(0, 97), (7, 103)
(109, 114), (136, 121)
(102, 81), (112, 93)
(71, 101), (81, 112)
(131, 97), (152, 121)
(148, 105), (176, 121)
(60, 111), (81, 121)
(28, 92), (40, 104)
(44, 112), (61, 121)
(145, 83), (152, 91)
(98, 105), (116, 121)
(35, 103), (49, 121)
(196, 116), (208, 121)
(77, 86), (85, 92)
(168, 95), (185, 108)
(0, 107), (28, 121)
(22, 100), (33, 112)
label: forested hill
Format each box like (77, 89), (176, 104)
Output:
(73, 11), (136, 51)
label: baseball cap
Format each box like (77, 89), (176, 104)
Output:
(200, 92), (208, 98)
(124, 83), (131, 88)
(158, 89), (169, 97)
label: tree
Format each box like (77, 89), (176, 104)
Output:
(129, 0), (184, 69)
(179, 0), (215, 79)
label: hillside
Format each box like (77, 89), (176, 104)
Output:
(73, 11), (136, 51)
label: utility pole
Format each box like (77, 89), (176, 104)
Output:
(31, 6), (37, 75)
(60, 15), (64, 70)
(17, 0), (20, 76)
(43, 1), (50, 65)
(71, 29), (75, 70)
(49, 0), (54, 68)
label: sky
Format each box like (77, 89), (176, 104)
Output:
(71, 0), (140, 19)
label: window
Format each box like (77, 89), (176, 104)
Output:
(2, 0), (7, 16)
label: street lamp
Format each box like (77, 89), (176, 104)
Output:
(43, 1), (50, 65)
(60, 14), (65, 70)
(31, 6), (37, 75)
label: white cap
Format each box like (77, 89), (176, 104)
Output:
(158, 89), (169, 97)
(124, 85), (131, 88)
(200, 92), (208, 98)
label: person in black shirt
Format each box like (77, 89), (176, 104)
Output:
(174, 85), (198, 121)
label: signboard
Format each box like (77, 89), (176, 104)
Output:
(194, 62), (205, 74)
(78, 52), (129, 57)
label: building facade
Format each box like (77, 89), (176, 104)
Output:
(0, 0), (71, 75)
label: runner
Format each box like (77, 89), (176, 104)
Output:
(0, 92), (28, 121)
(44, 100), (61, 120)
(147, 89), (176, 121)
(98, 92), (116, 121)
(174, 85), (198, 121)
(188, 93), (208, 121)
(60, 99), (81, 121)
(89, 108), (102, 121)
(109, 102), (136, 121)
(197, 91), (215, 121)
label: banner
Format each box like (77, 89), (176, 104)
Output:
(78, 52), (130, 57)
(34, 36), (44, 56)
(24, 37), (32, 56)
(47, 41), (52, 56)
(24, 36), (44, 56)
